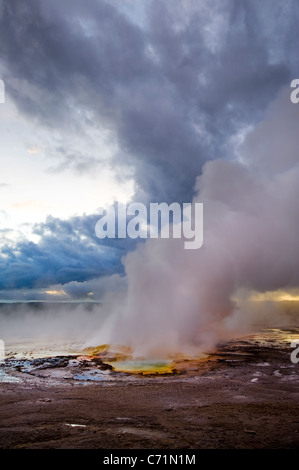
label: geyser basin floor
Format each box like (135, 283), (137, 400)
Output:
(0, 327), (299, 449)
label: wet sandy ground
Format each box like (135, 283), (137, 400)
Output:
(1, 332), (299, 449)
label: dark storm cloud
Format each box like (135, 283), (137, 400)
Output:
(2, 0), (297, 201)
(0, 208), (139, 292)
(0, 214), (127, 290)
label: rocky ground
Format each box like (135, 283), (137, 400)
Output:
(0, 333), (299, 449)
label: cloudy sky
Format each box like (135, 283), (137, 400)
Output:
(0, 0), (298, 302)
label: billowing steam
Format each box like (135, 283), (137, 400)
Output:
(88, 86), (299, 357)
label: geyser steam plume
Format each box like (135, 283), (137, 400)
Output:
(89, 87), (299, 357)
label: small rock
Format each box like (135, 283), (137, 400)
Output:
(252, 371), (262, 377)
